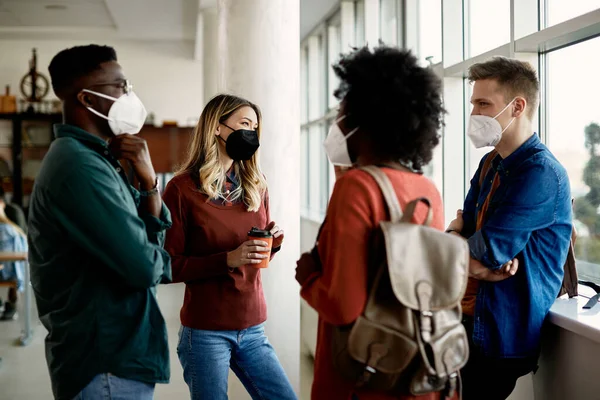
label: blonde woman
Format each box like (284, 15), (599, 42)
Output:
(163, 94), (296, 400)
(0, 188), (27, 321)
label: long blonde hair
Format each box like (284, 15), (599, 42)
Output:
(177, 94), (268, 212)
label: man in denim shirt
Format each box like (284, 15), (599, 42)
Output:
(446, 57), (572, 400)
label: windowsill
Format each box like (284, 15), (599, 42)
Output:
(549, 288), (600, 344)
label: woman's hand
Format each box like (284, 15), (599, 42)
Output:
(446, 209), (464, 233)
(227, 240), (270, 268)
(295, 248), (321, 286)
(266, 221), (284, 249)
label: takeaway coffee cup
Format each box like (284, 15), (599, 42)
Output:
(247, 227), (273, 269)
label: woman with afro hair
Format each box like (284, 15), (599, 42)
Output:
(296, 45), (455, 400)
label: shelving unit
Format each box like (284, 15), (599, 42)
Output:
(0, 113), (193, 207)
(0, 112), (61, 208)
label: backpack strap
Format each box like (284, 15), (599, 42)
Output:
(361, 166), (404, 222)
(560, 198), (578, 298)
(362, 166), (433, 226)
(402, 198), (433, 227)
(479, 150), (499, 187)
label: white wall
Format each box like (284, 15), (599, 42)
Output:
(506, 322), (600, 400)
(202, 8), (219, 104)
(531, 324), (600, 400)
(300, 217), (323, 358)
(0, 39), (203, 127)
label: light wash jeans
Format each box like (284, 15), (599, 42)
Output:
(177, 323), (297, 400)
(72, 373), (155, 400)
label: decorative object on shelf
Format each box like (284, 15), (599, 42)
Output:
(19, 49), (50, 113)
(0, 112), (61, 207)
(0, 120), (12, 146)
(162, 120), (178, 127)
(145, 112), (156, 126)
(0, 86), (17, 114)
(22, 121), (52, 147)
(51, 100), (61, 114)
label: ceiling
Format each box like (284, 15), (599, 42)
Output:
(0, 0), (338, 42)
(301, 0), (339, 39)
(0, 0), (114, 29)
(0, 0), (198, 40)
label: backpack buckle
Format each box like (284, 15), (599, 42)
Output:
(356, 366), (376, 388)
(356, 343), (388, 388)
(443, 372), (458, 398)
(420, 310), (433, 343)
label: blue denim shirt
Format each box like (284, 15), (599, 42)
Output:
(0, 223), (27, 291)
(462, 134), (572, 358)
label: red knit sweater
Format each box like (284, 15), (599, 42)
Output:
(163, 173), (270, 330)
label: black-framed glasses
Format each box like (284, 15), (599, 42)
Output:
(88, 79), (133, 95)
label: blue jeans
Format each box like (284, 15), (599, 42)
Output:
(177, 323), (297, 400)
(72, 373), (155, 400)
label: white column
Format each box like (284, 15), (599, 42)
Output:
(217, 0), (301, 394)
(202, 6), (219, 104)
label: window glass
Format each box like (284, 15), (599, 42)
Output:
(468, 0), (510, 57)
(547, 37), (600, 283)
(418, 0), (442, 65)
(380, 0), (399, 46)
(546, 0), (600, 27)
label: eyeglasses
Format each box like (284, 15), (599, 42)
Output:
(88, 79), (133, 95)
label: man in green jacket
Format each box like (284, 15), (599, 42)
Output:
(28, 44), (172, 400)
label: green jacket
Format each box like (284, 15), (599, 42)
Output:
(28, 124), (172, 400)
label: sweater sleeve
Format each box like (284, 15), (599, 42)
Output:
(262, 188), (280, 260)
(163, 180), (229, 283)
(300, 172), (376, 326)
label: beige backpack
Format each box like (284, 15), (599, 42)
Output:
(331, 166), (470, 397)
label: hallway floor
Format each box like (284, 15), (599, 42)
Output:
(0, 284), (313, 400)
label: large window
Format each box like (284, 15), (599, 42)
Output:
(327, 14), (342, 110)
(417, 0), (442, 65)
(355, 0), (366, 47)
(301, 128), (309, 212)
(546, 0), (600, 27)
(464, 81), (489, 184)
(467, 0), (511, 58)
(300, 0), (600, 286)
(438, 0), (600, 283)
(546, 37), (600, 282)
(380, 0), (399, 46)
(405, 0), (443, 188)
(300, 3), (367, 221)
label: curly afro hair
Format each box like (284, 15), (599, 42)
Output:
(333, 45), (445, 171)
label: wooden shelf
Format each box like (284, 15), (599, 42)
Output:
(0, 117), (192, 205)
(0, 113), (61, 121)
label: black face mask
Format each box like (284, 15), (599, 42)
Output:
(219, 124), (260, 161)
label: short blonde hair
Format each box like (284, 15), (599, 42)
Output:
(177, 94), (267, 212)
(468, 57), (539, 119)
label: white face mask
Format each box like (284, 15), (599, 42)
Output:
(467, 98), (517, 148)
(323, 115), (359, 166)
(82, 89), (148, 136)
